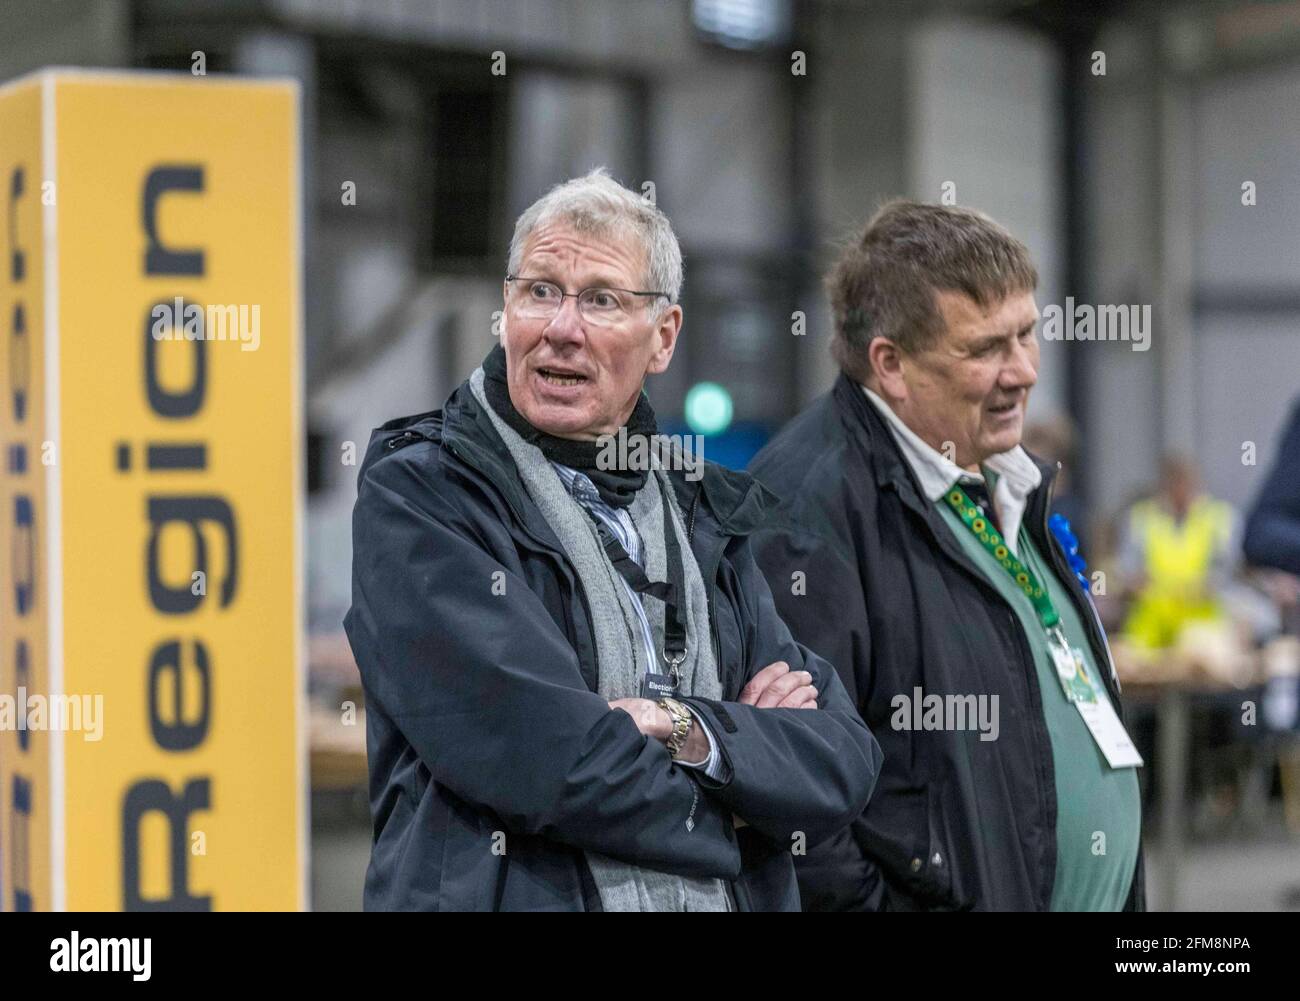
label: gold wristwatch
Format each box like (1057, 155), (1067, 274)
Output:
(658, 697), (694, 759)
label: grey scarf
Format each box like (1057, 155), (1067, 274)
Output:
(470, 368), (730, 912)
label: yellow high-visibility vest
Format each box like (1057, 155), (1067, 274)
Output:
(1123, 496), (1233, 649)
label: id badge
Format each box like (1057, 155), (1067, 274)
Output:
(1059, 645), (1144, 768)
(1047, 629), (1083, 700)
(1064, 648), (1099, 705)
(640, 672), (678, 700)
(1076, 695), (1145, 768)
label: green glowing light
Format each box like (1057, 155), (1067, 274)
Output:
(684, 382), (733, 435)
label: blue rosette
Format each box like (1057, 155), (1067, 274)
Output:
(1048, 512), (1090, 592)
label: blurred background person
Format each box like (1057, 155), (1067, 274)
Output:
(1245, 396), (1300, 579)
(1112, 457), (1251, 838)
(1244, 396), (1300, 855)
(1116, 455), (1239, 655)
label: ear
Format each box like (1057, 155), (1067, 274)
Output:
(867, 336), (908, 400)
(645, 303), (683, 375)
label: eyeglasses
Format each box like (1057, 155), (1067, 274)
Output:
(505, 275), (669, 327)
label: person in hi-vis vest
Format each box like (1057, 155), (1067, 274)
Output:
(1119, 456), (1239, 650)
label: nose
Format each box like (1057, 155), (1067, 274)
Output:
(1001, 334), (1039, 391)
(542, 294), (585, 350)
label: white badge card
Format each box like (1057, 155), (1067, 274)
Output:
(1047, 632), (1080, 699)
(1076, 696), (1145, 768)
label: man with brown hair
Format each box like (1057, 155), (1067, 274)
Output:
(749, 200), (1145, 911)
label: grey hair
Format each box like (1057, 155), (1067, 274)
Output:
(507, 167), (684, 307)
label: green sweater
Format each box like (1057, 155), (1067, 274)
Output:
(937, 484), (1141, 911)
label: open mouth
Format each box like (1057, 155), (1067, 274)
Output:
(988, 401), (1019, 415)
(537, 367), (588, 387)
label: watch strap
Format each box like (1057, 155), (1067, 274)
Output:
(659, 697), (693, 758)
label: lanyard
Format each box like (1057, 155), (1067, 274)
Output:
(586, 490), (687, 679)
(943, 484), (1060, 631)
(944, 483), (1099, 702)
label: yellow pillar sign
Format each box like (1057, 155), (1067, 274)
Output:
(0, 70), (304, 910)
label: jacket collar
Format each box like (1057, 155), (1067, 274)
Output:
(831, 372), (928, 506)
(438, 376), (775, 539)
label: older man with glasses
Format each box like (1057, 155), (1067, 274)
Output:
(344, 168), (881, 912)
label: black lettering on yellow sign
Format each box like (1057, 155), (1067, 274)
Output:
(11, 775), (31, 911)
(10, 301), (26, 423)
(7, 166), (24, 282)
(147, 640), (210, 751)
(122, 779), (211, 911)
(119, 164), (238, 911)
(142, 166), (204, 277)
(6, 160), (36, 912)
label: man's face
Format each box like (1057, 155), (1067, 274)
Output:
(502, 221), (681, 440)
(891, 289), (1040, 469)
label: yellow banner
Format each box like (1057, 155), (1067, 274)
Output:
(0, 70), (303, 911)
(0, 75), (52, 913)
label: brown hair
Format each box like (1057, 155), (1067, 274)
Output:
(827, 199), (1038, 382)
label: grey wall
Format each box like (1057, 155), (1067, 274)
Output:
(1085, 31), (1300, 527)
(909, 17), (1066, 419)
(0, 0), (128, 82)
(1192, 65), (1300, 513)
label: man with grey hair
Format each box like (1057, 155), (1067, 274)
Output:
(750, 200), (1145, 911)
(345, 169), (881, 911)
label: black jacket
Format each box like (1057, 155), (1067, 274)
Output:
(1244, 395), (1300, 575)
(343, 376), (883, 911)
(748, 374), (1146, 912)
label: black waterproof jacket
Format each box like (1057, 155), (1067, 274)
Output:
(343, 377), (883, 911)
(748, 374), (1146, 912)
(1244, 395), (1300, 575)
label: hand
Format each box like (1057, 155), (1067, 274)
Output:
(1263, 571), (1300, 607)
(609, 697), (671, 740)
(738, 661), (818, 709)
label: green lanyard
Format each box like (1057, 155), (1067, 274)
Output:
(944, 483), (1097, 703)
(943, 483), (1060, 631)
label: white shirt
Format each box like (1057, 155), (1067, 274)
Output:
(862, 386), (1042, 556)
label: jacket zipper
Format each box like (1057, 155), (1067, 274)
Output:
(686, 490), (750, 912)
(384, 428), (427, 451)
(1000, 598), (1056, 912)
(685, 490), (725, 688)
